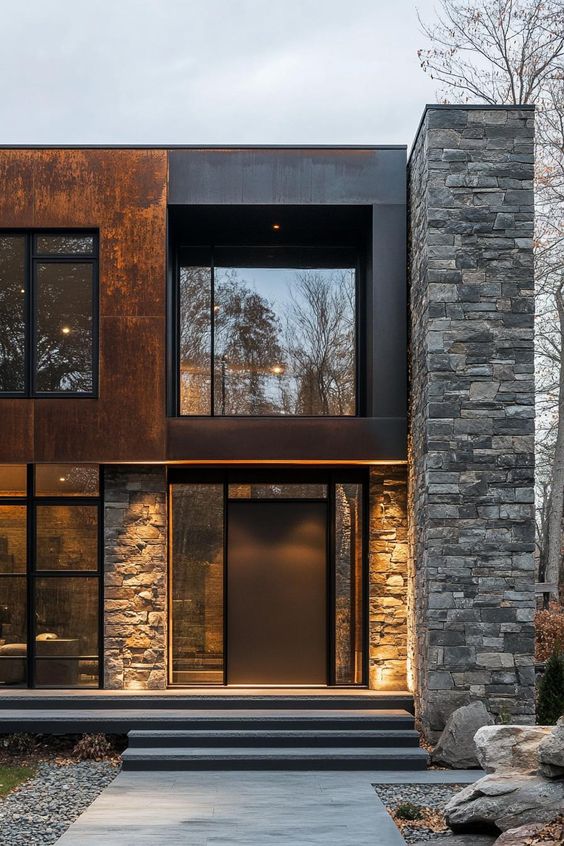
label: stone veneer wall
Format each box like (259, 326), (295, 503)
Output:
(369, 465), (408, 690)
(408, 106), (536, 739)
(104, 466), (167, 689)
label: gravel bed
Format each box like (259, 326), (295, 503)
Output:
(0, 760), (118, 845)
(374, 783), (464, 844)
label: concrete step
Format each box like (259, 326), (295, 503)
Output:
(0, 692), (414, 713)
(128, 727), (421, 748)
(121, 745), (430, 771)
(0, 707), (415, 735)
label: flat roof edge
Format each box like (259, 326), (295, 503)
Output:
(0, 144), (407, 151)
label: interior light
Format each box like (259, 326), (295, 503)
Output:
(213, 305), (220, 312)
(271, 365), (284, 375)
(272, 223), (281, 231)
(59, 477), (66, 483)
(61, 326), (71, 335)
(20, 288), (25, 294)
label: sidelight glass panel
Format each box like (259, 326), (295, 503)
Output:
(179, 266), (212, 415)
(36, 505), (98, 571)
(34, 576), (98, 687)
(0, 235), (26, 393)
(213, 266), (356, 416)
(335, 482), (364, 685)
(35, 464), (99, 497)
(0, 576), (27, 685)
(35, 262), (93, 393)
(170, 484), (224, 684)
(0, 466), (26, 497)
(34, 234), (95, 255)
(0, 506), (26, 574)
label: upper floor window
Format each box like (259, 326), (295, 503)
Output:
(177, 247), (357, 416)
(0, 232), (97, 396)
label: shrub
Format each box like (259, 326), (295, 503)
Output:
(537, 650), (564, 725)
(72, 733), (114, 761)
(535, 602), (564, 663)
(395, 802), (424, 821)
(2, 734), (37, 756)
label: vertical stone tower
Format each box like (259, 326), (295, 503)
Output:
(408, 105), (536, 739)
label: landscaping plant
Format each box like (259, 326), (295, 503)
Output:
(537, 650), (564, 725)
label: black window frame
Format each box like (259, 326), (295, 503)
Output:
(0, 464), (103, 690)
(0, 229), (99, 398)
(172, 245), (364, 418)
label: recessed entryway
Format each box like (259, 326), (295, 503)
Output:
(168, 470), (366, 687)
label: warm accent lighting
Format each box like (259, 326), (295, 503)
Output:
(272, 223), (281, 230)
(61, 326), (71, 335)
(271, 364), (284, 375)
(59, 477), (66, 483)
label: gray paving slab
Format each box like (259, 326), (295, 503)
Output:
(55, 770), (407, 845)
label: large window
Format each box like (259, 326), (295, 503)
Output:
(0, 464), (101, 688)
(177, 248), (357, 416)
(0, 233), (97, 396)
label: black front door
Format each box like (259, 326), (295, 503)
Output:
(227, 500), (327, 685)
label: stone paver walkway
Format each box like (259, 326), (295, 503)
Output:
(55, 770), (408, 845)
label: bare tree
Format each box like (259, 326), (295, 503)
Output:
(418, 0), (564, 599)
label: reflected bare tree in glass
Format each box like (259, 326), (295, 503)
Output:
(179, 267), (212, 414)
(0, 236), (25, 392)
(214, 272), (284, 415)
(285, 270), (355, 415)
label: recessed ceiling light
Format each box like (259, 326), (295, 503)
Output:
(61, 326), (71, 335)
(59, 477), (66, 483)
(272, 223), (281, 231)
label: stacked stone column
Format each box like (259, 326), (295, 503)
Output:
(408, 105), (536, 739)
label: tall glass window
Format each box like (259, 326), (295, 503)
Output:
(0, 232), (97, 396)
(178, 249), (357, 416)
(0, 465), (101, 689)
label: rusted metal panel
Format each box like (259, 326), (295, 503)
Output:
(166, 417), (407, 463)
(0, 151), (34, 226)
(0, 400), (33, 462)
(0, 148), (168, 462)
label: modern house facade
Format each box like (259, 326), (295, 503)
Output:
(0, 105), (536, 739)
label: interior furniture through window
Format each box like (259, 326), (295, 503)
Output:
(0, 464), (101, 688)
(0, 232), (98, 396)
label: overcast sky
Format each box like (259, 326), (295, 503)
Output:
(1, 0), (440, 146)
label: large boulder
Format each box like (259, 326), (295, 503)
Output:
(444, 772), (564, 833)
(493, 823), (547, 845)
(474, 725), (553, 774)
(432, 701), (494, 768)
(538, 716), (564, 778)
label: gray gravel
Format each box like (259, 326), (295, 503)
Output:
(0, 761), (118, 845)
(374, 783), (466, 844)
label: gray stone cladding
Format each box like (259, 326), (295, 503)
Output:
(407, 106), (536, 740)
(103, 466), (167, 689)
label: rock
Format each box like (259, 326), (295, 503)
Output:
(412, 836), (496, 846)
(493, 822), (546, 845)
(432, 701), (494, 768)
(539, 716), (564, 778)
(445, 772), (564, 832)
(475, 725), (552, 773)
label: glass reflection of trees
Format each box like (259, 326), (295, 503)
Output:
(179, 265), (356, 416)
(0, 234), (95, 395)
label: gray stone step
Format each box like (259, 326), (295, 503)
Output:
(0, 707), (415, 735)
(0, 692), (414, 713)
(128, 727), (421, 748)
(121, 745), (430, 771)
